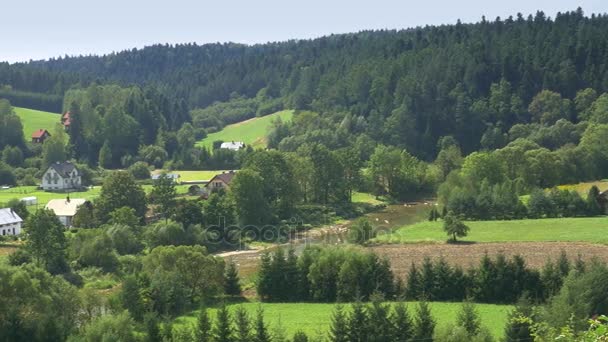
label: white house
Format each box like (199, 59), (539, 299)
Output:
(220, 141), (244, 151)
(45, 198), (87, 227)
(42, 161), (82, 191)
(0, 208), (23, 236)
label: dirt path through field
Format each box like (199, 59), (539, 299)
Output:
(371, 242), (608, 280)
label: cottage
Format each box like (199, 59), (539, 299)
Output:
(0, 208), (23, 236)
(31, 129), (51, 143)
(205, 171), (236, 193)
(41, 161), (82, 191)
(45, 198), (87, 227)
(220, 141), (244, 151)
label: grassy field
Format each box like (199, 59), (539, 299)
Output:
(374, 217), (608, 244)
(557, 180), (608, 195)
(173, 302), (511, 339)
(352, 191), (386, 205)
(151, 170), (230, 181)
(196, 110), (294, 149)
(0, 184), (191, 208)
(14, 107), (61, 138)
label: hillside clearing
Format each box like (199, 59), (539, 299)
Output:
(14, 107), (61, 138)
(173, 302), (512, 339)
(196, 110), (294, 149)
(374, 217), (608, 244)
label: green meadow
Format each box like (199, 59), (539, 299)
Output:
(173, 302), (512, 339)
(0, 184), (191, 208)
(374, 217), (608, 244)
(14, 107), (61, 138)
(196, 110), (294, 149)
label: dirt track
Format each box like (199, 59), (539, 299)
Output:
(370, 242), (608, 280)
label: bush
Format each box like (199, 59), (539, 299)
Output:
(347, 218), (375, 245)
(128, 161), (151, 180)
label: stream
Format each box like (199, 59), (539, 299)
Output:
(220, 201), (433, 280)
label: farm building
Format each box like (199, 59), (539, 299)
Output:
(151, 173), (180, 182)
(31, 129), (51, 143)
(62, 111), (71, 129)
(42, 161), (82, 191)
(20, 196), (37, 206)
(0, 208), (23, 236)
(598, 190), (608, 214)
(45, 197), (87, 227)
(205, 171), (236, 193)
(220, 141), (244, 151)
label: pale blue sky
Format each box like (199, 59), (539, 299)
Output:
(2, 0), (607, 63)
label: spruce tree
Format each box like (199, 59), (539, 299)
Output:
(368, 298), (393, 342)
(254, 306), (271, 342)
(292, 331), (309, 342)
(456, 301), (481, 336)
(195, 307), (212, 342)
(233, 306), (251, 342)
(586, 185), (603, 215)
(391, 302), (413, 342)
(414, 301), (436, 341)
(346, 301), (369, 342)
(224, 261), (242, 296)
(503, 296), (534, 342)
(556, 251), (570, 277)
(405, 263), (421, 300)
(213, 305), (233, 342)
(329, 305), (349, 342)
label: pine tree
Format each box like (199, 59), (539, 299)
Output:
(503, 296), (534, 342)
(195, 307), (212, 342)
(391, 302), (413, 342)
(254, 306), (271, 342)
(556, 251), (570, 277)
(346, 301), (369, 342)
(329, 305), (349, 342)
(224, 261), (242, 296)
(99, 140), (113, 168)
(367, 298), (393, 342)
(414, 301), (436, 341)
(405, 263), (421, 300)
(292, 331), (309, 342)
(213, 305), (233, 342)
(586, 185), (603, 215)
(233, 306), (251, 342)
(456, 301), (481, 336)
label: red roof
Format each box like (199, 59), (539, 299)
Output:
(62, 111), (71, 126)
(32, 129), (49, 139)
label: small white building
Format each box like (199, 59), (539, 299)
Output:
(0, 208), (23, 236)
(45, 198), (87, 227)
(41, 161), (82, 192)
(20, 196), (37, 206)
(151, 173), (180, 182)
(220, 141), (244, 151)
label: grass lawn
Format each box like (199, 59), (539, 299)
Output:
(352, 191), (386, 205)
(14, 107), (61, 138)
(196, 110), (294, 149)
(0, 184), (191, 208)
(151, 170), (231, 181)
(374, 217), (608, 244)
(173, 302), (512, 339)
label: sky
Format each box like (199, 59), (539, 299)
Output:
(2, 0), (607, 63)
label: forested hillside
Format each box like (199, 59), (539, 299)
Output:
(2, 9), (608, 159)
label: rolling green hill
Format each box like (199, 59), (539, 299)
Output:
(15, 107), (61, 138)
(195, 110), (294, 149)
